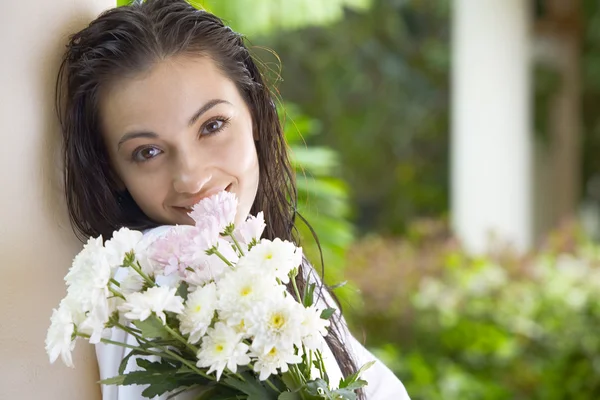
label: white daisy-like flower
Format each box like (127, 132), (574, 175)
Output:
(239, 238), (302, 284)
(64, 236), (112, 316)
(118, 267), (145, 296)
(190, 191), (238, 233)
(77, 303), (111, 344)
(233, 212), (266, 246)
(104, 227), (144, 268)
(247, 296), (304, 353)
(45, 299), (77, 367)
(252, 343), (302, 381)
(299, 305), (330, 351)
(216, 268), (286, 328)
(179, 282), (217, 344)
(118, 286), (184, 324)
(196, 322), (251, 381)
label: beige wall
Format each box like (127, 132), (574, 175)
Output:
(0, 1), (114, 398)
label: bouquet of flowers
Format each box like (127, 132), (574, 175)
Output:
(46, 191), (371, 399)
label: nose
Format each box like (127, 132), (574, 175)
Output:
(172, 148), (211, 194)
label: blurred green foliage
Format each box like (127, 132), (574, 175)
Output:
(346, 222), (600, 399)
(195, 0), (372, 36)
(279, 104), (359, 310)
(261, 0), (450, 235)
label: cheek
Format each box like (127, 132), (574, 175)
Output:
(119, 166), (169, 218)
(218, 130), (260, 210)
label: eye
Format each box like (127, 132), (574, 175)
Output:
(200, 117), (230, 136)
(132, 146), (163, 162)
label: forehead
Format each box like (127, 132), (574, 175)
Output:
(99, 55), (243, 138)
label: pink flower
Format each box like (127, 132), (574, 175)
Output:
(233, 212), (266, 246)
(148, 226), (196, 276)
(189, 191), (237, 232)
(187, 215), (221, 252)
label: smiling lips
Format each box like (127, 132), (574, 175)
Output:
(173, 183), (233, 212)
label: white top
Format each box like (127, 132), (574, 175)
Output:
(96, 227), (410, 400)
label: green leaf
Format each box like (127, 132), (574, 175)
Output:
(118, 349), (145, 375)
(176, 281), (190, 301)
(136, 358), (177, 372)
(223, 373), (277, 399)
(281, 372), (300, 390)
(338, 361), (375, 389)
(320, 308), (336, 320)
(340, 379), (368, 390)
(279, 392), (302, 400)
(133, 315), (170, 338)
(305, 379), (332, 398)
(330, 388), (358, 400)
(98, 374), (126, 386)
(303, 283), (316, 307)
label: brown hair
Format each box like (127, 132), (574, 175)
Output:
(56, 0), (362, 393)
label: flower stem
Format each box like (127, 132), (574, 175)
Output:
(291, 275), (303, 304)
(229, 233), (245, 257)
(125, 259), (155, 287)
(163, 324), (199, 354)
(265, 378), (280, 393)
(160, 347), (215, 381)
(210, 247), (234, 268)
(108, 285), (125, 300)
(76, 333), (178, 362)
(315, 350), (326, 381)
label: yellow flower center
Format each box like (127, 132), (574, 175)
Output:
(215, 344), (224, 352)
(240, 286), (252, 296)
(194, 305), (202, 313)
(268, 347), (278, 356)
(269, 313), (286, 329)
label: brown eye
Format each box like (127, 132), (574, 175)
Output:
(133, 146), (162, 162)
(201, 118), (228, 135)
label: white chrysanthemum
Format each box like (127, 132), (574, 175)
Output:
(252, 343), (302, 381)
(104, 227), (144, 268)
(239, 238), (302, 283)
(216, 268), (286, 328)
(64, 236), (112, 316)
(179, 283), (217, 344)
(118, 268), (145, 296)
(247, 296), (304, 353)
(299, 305), (330, 351)
(190, 191), (238, 233)
(45, 299), (77, 367)
(77, 303), (111, 344)
(233, 212), (266, 246)
(196, 322), (251, 381)
(118, 286), (184, 324)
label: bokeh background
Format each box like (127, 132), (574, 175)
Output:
(116, 1), (600, 398)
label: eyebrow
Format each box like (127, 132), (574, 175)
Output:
(117, 98), (232, 149)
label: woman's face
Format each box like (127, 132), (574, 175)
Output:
(99, 55), (260, 227)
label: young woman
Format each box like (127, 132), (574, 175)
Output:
(56, 0), (409, 398)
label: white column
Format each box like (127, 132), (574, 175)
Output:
(452, 0), (532, 253)
(0, 1), (114, 398)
